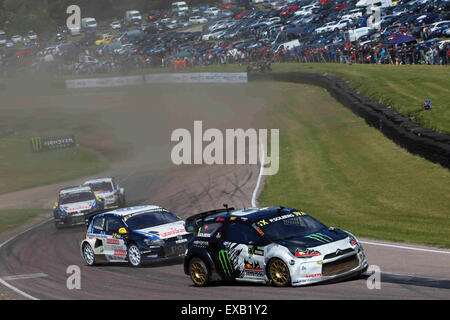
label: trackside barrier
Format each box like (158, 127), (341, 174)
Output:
(65, 73), (248, 88)
(144, 72), (248, 83)
(248, 72), (450, 169)
(66, 75), (145, 88)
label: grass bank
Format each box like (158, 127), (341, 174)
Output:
(0, 137), (106, 195)
(259, 82), (450, 248)
(0, 209), (47, 236)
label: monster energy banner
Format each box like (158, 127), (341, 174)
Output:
(30, 135), (76, 153)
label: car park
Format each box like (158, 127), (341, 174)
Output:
(110, 21), (122, 30)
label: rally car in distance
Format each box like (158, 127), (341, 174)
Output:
(184, 206), (368, 287)
(53, 186), (104, 228)
(80, 205), (191, 267)
(83, 177), (125, 209)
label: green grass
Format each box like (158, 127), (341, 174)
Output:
(0, 137), (106, 195)
(259, 82), (450, 248)
(271, 63), (450, 134)
(0, 209), (47, 235)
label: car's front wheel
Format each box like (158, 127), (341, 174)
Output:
(268, 258), (291, 287)
(82, 243), (96, 266)
(189, 258), (210, 287)
(128, 244), (142, 267)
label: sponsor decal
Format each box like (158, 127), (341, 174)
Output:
(218, 249), (234, 277)
(114, 250), (127, 256)
(30, 135), (76, 153)
(248, 248), (264, 256)
(304, 233), (333, 243)
(106, 239), (120, 245)
(244, 261), (263, 271)
(306, 273), (322, 278)
(160, 228), (185, 238)
(193, 240), (209, 247)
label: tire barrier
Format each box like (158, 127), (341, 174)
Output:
(248, 72), (450, 169)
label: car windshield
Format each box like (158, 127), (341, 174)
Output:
(59, 191), (95, 204)
(126, 210), (179, 230)
(257, 214), (327, 241)
(87, 182), (113, 192)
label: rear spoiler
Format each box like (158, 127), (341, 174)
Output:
(84, 209), (111, 228)
(185, 205), (234, 233)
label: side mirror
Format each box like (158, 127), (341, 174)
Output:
(118, 228), (128, 234)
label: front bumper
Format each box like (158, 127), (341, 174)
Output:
(290, 246), (368, 286)
(102, 198), (120, 209)
(139, 237), (190, 263)
(54, 212), (87, 227)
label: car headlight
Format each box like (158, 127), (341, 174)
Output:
(295, 249), (321, 258)
(144, 238), (165, 247)
(348, 235), (359, 246)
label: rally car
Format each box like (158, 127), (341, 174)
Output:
(53, 186), (104, 228)
(184, 206), (368, 287)
(80, 205), (191, 267)
(83, 177), (125, 209)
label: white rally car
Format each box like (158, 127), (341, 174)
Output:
(184, 206), (368, 287)
(80, 206), (192, 267)
(83, 177), (125, 209)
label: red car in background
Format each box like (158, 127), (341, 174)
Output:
(335, 4), (348, 11)
(235, 10), (251, 20)
(280, 5), (299, 17)
(221, 3), (234, 10)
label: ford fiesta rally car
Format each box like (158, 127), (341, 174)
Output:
(83, 177), (125, 209)
(53, 186), (104, 228)
(184, 206), (368, 287)
(80, 205), (191, 267)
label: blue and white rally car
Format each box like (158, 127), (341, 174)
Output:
(80, 205), (191, 267)
(53, 186), (104, 228)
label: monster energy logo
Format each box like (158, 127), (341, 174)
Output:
(30, 135), (76, 153)
(218, 249), (234, 277)
(30, 137), (43, 153)
(305, 233), (333, 243)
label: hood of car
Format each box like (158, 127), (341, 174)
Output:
(274, 228), (348, 250)
(60, 200), (97, 213)
(93, 191), (115, 197)
(134, 221), (188, 240)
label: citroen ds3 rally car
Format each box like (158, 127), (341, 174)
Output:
(80, 205), (191, 267)
(53, 186), (104, 228)
(184, 206), (368, 287)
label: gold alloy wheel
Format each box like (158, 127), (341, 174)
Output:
(269, 259), (291, 287)
(190, 260), (207, 286)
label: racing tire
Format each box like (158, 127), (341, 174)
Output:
(82, 243), (96, 266)
(188, 258), (210, 287)
(127, 243), (142, 267)
(268, 258), (291, 287)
